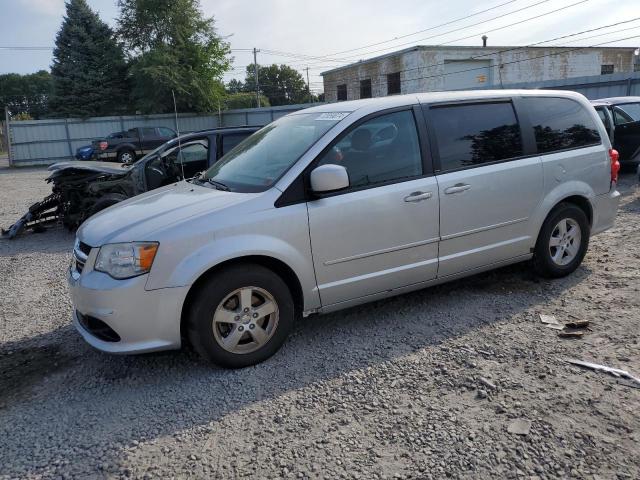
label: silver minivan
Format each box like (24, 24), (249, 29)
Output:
(69, 90), (621, 368)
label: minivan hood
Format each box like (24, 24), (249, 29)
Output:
(78, 181), (257, 246)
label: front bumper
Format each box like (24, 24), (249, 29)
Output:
(95, 151), (118, 161)
(68, 252), (189, 354)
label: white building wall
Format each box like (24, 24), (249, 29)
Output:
(322, 46), (636, 102)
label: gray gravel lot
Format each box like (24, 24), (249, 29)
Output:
(1, 166), (639, 479)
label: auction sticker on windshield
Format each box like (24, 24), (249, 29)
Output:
(316, 112), (350, 121)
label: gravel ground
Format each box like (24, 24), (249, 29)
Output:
(1, 166), (639, 480)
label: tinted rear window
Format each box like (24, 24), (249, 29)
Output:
(523, 97), (600, 154)
(430, 102), (523, 172)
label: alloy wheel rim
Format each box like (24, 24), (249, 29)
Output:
(121, 152), (132, 162)
(549, 218), (581, 266)
(212, 286), (279, 354)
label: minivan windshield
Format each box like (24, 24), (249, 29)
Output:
(202, 112), (347, 192)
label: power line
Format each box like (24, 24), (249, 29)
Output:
(317, 17), (640, 87)
(0, 46), (257, 52)
(322, 34), (640, 92)
(255, 16), (640, 90)
(267, 0), (562, 68)
(320, 0), (521, 57)
(323, 0), (589, 67)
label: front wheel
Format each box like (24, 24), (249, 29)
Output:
(532, 203), (590, 278)
(187, 264), (294, 368)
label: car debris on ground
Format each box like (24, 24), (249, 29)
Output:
(507, 419), (532, 436)
(567, 359), (640, 387)
(539, 314), (591, 337)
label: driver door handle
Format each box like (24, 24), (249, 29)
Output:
(404, 191), (432, 202)
(444, 183), (471, 195)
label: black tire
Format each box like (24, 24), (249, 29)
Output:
(187, 264), (295, 368)
(532, 203), (590, 278)
(89, 193), (127, 217)
(117, 149), (135, 163)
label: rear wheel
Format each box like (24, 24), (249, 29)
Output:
(532, 203), (590, 278)
(187, 264), (294, 368)
(117, 149), (135, 163)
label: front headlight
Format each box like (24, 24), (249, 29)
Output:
(95, 242), (159, 279)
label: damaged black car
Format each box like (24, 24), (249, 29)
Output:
(2, 126), (260, 238)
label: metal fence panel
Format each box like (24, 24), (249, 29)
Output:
(7, 103), (318, 166)
(472, 71), (640, 99)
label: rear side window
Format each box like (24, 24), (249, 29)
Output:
(522, 97), (600, 154)
(429, 102), (523, 172)
(158, 127), (175, 137)
(140, 127), (156, 138)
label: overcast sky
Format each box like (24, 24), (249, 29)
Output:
(1, 0), (639, 92)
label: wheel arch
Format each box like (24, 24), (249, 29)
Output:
(179, 255), (305, 342)
(556, 194), (593, 227)
(116, 144), (137, 157)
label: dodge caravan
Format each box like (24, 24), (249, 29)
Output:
(69, 90), (621, 368)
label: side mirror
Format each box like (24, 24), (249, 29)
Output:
(310, 164), (349, 193)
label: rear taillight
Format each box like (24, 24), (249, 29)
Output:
(99, 141), (108, 151)
(609, 148), (620, 184)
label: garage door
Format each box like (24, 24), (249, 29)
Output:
(443, 60), (492, 90)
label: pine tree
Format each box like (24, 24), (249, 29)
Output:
(49, 0), (129, 117)
(117, 0), (231, 113)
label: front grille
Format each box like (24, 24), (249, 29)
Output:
(78, 242), (92, 256)
(73, 241), (91, 274)
(77, 311), (121, 342)
(75, 257), (85, 274)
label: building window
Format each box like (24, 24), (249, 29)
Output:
(601, 64), (614, 75)
(336, 84), (347, 101)
(360, 79), (372, 99)
(387, 72), (401, 95)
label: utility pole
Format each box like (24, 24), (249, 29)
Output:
(305, 66), (311, 103)
(253, 47), (260, 108)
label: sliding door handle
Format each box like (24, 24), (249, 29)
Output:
(404, 191), (432, 202)
(444, 183), (471, 195)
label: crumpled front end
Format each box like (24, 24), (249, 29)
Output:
(2, 165), (134, 239)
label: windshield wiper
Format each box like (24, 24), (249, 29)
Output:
(206, 178), (231, 191)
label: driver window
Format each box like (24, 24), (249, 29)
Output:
(145, 141), (210, 189)
(166, 141), (209, 179)
(173, 143), (208, 164)
(316, 109), (423, 188)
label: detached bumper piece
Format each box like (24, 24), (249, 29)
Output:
(1, 193), (62, 239)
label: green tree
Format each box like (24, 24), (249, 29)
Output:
(224, 92), (269, 110)
(244, 64), (308, 106)
(226, 79), (244, 94)
(49, 0), (129, 117)
(117, 0), (231, 113)
(0, 70), (52, 119)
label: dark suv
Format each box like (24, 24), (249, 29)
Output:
(92, 126), (178, 163)
(592, 97), (640, 168)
